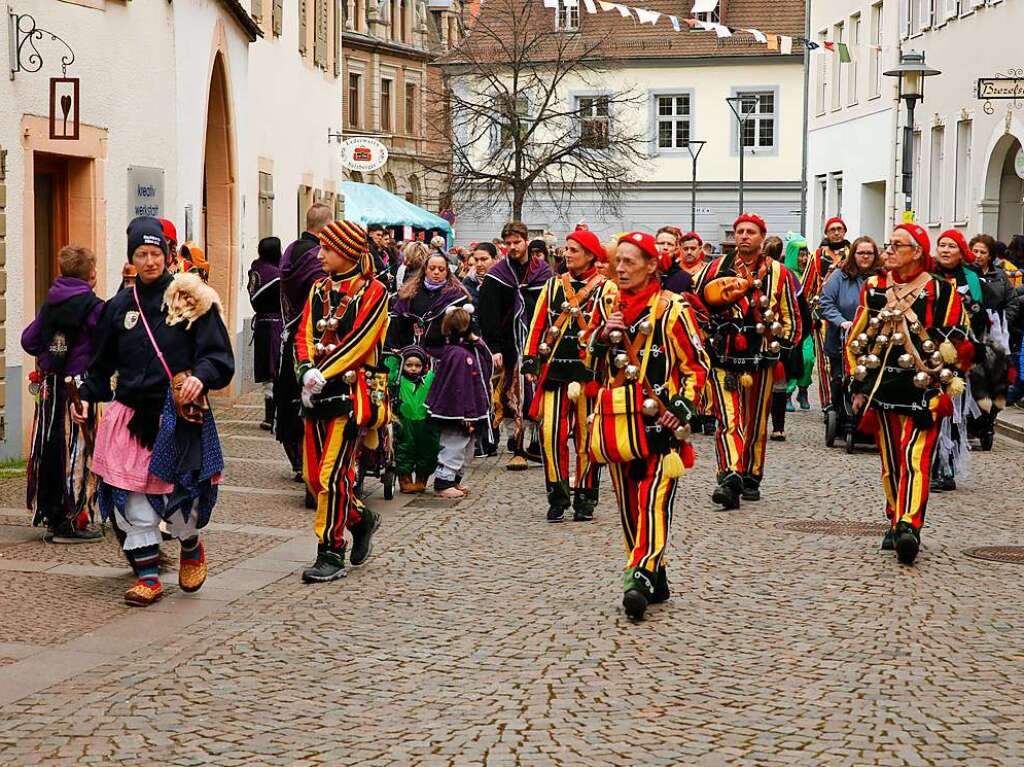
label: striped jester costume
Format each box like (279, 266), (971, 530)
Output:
(696, 250), (800, 495)
(295, 223), (390, 557)
(522, 269), (617, 513)
(801, 243), (850, 411)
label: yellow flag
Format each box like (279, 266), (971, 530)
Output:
(901, 210), (916, 224)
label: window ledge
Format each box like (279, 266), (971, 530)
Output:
(952, 220), (968, 227)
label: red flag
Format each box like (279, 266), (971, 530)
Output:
(823, 41), (835, 51)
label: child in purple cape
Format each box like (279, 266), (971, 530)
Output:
(425, 305), (494, 498)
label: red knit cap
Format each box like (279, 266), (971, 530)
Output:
(320, 220), (371, 273)
(894, 223), (933, 272)
(733, 213), (767, 235)
(566, 229), (607, 263)
(938, 229), (974, 264)
(824, 216), (847, 234)
(618, 231), (659, 262)
(159, 218), (178, 245)
(680, 231), (703, 246)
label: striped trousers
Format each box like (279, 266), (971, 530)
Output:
(607, 454), (679, 575)
(812, 320), (833, 410)
(873, 410), (940, 532)
(707, 367), (774, 482)
(303, 416), (364, 551)
(538, 385), (599, 504)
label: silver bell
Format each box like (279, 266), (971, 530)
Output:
(857, 333), (870, 346)
(613, 353), (629, 369)
(316, 319), (327, 332)
(853, 365), (868, 381)
(624, 364), (640, 380)
(752, 278), (763, 290)
(922, 339), (936, 354)
(897, 354), (914, 369)
(878, 309), (891, 322)
(909, 321), (922, 334)
(561, 301), (571, 312)
(850, 339), (861, 353)
(314, 342), (326, 354)
(641, 397), (660, 417)
(938, 368), (954, 385)
(538, 343), (552, 356)
(754, 322), (766, 335)
(638, 320), (653, 335)
(857, 355), (868, 367)
(891, 331), (905, 345)
(929, 351), (942, 366)
(876, 334), (889, 348)
(343, 370), (358, 384)
(328, 317), (339, 330)
(545, 327), (560, 343)
(758, 295), (770, 309)
(768, 340), (781, 354)
(869, 317), (881, 330)
(674, 425), (690, 441)
(865, 354), (881, 369)
(570, 307), (581, 317)
(762, 309), (776, 323)
(770, 321), (783, 336)
(326, 344), (337, 354)
(913, 371), (930, 389)
(609, 329), (624, 344)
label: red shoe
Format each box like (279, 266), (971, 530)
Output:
(124, 578), (164, 606)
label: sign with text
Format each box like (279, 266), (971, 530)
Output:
(977, 78), (1024, 100)
(339, 137), (389, 173)
(127, 166), (164, 219)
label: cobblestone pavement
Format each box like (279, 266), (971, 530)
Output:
(0, 396), (1022, 766)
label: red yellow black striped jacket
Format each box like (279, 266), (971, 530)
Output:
(801, 244), (849, 300)
(845, 272), (968, 415)
(695, 254), (800, 371)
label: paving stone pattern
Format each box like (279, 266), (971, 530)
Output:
(0, 396), (1022, 766)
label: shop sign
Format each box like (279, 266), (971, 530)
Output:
(127, 166), (164, 218)
(48, 78), (80, 140)
(977, 77), (1024, 100)
(339, 137), (389, 173)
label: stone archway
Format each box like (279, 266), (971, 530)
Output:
(202, 52), (237, 343)
(980, 132), (1024, 240)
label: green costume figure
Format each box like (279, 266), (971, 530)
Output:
(393, 346), (440, 493)
(784, 234), (815, 410)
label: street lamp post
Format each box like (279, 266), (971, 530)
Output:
(684, 139), (707, 233)
(726, 96), (758, 216)
(884, 51), (941, 215)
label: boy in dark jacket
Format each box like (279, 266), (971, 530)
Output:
(21, 245), (105, 543)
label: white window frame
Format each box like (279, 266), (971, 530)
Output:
(929, 124), (945, 224)
(831, 21), (844, 111)
(912, 129), (923, 214)
(650, 90), (695, 153)
(816, 174), (828, 234)
(694, 3), (720, 23)
(869, 3), (883, 99)
(730, 87), (779, 156)
(848, 13), (860, 106)
(953, 118), (973, 223)
(815, 28), (828, 115)
(556, 0), (579, 31)
(575, 93), (611, 150)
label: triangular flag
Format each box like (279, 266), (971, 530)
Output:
(805, 39), (820, 50)
(668, 15), (680, 31)
(715, 24), (732, 38)
(823, 41), (835, 51)
(582, 0), (597, 13)
(780, 35), (792, 54)
(745, 29), (767, 44)
(837, 42), (852, 63)
(766, 33), (778, 51)
(691, 0), (717, 12)
(598, 1), (615, 11)
(636, 8), (661, 24)
(543, 0), (557, 8)
(611, 3), (632, 18)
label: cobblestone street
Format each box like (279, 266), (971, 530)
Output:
(0, 396), (1022, 766)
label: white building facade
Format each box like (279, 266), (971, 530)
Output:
(0, 0), (347, 458)
(807, 0), (1024, 246)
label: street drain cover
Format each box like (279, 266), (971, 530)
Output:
(964, 546), (1024, 565)
(775, 520), (888, 536)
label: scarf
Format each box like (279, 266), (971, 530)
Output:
(423, 276), (446, 291)
(890, 266), (925, 284)
(570, 265), (598, 282)
(618, 280), (661, 325)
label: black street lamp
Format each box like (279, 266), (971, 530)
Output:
(684, 140), (707, 233)
(726, 96), (758, 216)
(884, 51), (941, 213)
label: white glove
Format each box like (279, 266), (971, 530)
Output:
(301, 388), (315, 409)
(302, 368), (327, 394)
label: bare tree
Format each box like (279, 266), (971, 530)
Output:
(424, 0), (649, 221)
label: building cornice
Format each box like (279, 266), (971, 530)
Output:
(343, 32), (435, 62)
(438, 53), (802, 74)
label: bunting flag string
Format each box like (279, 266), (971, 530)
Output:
(545, 0), (884, 61)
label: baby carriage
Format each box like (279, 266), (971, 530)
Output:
(824, 336), (874, 453)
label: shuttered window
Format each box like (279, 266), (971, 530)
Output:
(333, 0), (342, 76)
(314, 0), (328, 68)
(251, 0), (262, 22)
(258, 171), (274, 240)
(298, 0), (307, 55)
(273, 0), (283, 35)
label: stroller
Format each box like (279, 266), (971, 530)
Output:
(824, 343), (874, 453)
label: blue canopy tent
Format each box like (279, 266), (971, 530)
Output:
(340, 182), (453, 246)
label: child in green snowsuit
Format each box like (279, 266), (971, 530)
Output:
(394, 346), (440, 493)
(784, 234), (815, 411)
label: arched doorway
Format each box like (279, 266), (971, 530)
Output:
(203, 52), (237, 341)
(981, 133), (1024, 241)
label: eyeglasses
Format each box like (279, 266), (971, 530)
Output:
(882, 242), (914, 252)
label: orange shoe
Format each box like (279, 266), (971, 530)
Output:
(179, 542), (208, 593)
(124, 578), (164, 606)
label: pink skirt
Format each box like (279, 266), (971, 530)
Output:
(91, 401), (174, 494)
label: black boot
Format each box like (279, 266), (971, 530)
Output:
(304, 489), (317, 509)
(49, 519), (103, 544)
(572, 489), (597, 522)
(547, 480), (571, 523)
(301, 546), (347, 583)
(622, 568), (655, 621)
(741, 475), (761, 502)
(711, 473), (742, 510)
(349, 509), (381, 568)
(260, 397), (274, 431)
(650, 566), (670, 604)
(880, 528), (895, 551)
(894, 522), (920, 566)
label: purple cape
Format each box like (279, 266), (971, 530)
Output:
(425, 337), (494, 422)
(280, 234), (324, 327)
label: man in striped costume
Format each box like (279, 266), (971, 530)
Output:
(847, 224), (968, 566)
(697, 214), (800, 510)
(522, 229), (616, 523)
(802, 217), (851, 413)
(587, 232), (709, 621)
(295, 221), (389, 583)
